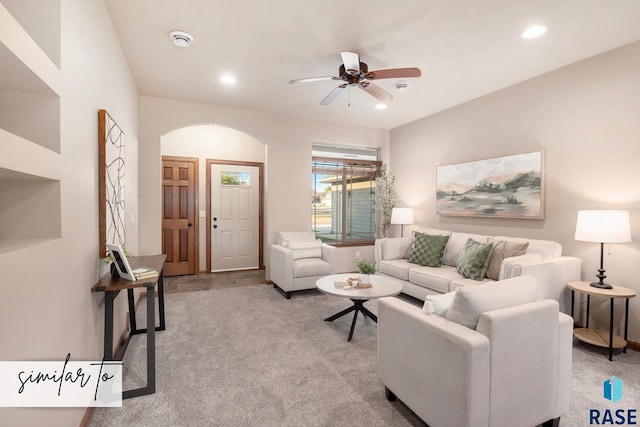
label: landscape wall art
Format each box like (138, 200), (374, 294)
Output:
(436, 151), (544, 219)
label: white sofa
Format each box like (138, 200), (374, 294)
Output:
(270, 231), (337, 299)
(374, 228), (582, 314)
(377, 276), (573, 427)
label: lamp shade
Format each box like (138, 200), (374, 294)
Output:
(391, 208), (414, 225)
(574, 210), (631, 243)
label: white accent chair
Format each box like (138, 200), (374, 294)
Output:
(377, 276), (572, 427)
(269, 231), (337, 299)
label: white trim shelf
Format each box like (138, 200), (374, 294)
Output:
(0, 0), (62, 255)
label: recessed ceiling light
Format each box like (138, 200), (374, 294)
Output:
(220, 75), (237, 85)
(375, 103), (387, 110)
(521, 25), (548, 39)
(169, 30), (194, 48)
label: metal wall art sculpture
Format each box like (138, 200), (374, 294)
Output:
(98, 109), (126, 257)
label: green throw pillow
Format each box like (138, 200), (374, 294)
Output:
(456, 238), (494, 280)
(408, 232), (449, 267)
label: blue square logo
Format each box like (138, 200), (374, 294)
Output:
(604, 376), (623, 403)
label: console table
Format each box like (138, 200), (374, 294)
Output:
(92, 254), (166, 399)
(568, 280), (635, 361)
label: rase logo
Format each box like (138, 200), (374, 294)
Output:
(589, 376), (637, 425)
(604, 376), (624, 404)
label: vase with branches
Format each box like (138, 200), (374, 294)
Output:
(375, 164), (397, 238)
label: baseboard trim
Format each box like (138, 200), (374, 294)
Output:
(265, 280), (273, 285)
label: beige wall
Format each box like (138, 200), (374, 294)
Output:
(389, 41), (640, 340)
(0, 0), (139, 425)
(162, 125), (266, 271)
(139, 96), (388, 279)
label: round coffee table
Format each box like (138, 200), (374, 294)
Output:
(316, 274), (403, 341)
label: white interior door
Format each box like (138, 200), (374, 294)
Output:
(211, 164), (259, 271)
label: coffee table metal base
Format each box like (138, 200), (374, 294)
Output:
(324, 299), (376, 342)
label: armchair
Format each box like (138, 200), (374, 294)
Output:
(269, 231), (337, 299)
(377, 276), (572, 427)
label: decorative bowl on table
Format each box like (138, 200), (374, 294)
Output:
(347, 277), (360, 287)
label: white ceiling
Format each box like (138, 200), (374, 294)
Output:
(103, 0), (640, 130)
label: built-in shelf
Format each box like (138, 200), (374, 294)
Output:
(0, 0), (61, 69)
(0, 9), (61, 153)
(0, 0), (62, 255)
(0, 128), (61, 180)
(0, 239), (58, 256)
(0, 89), (60, 154)
(0, 172), (61, 250)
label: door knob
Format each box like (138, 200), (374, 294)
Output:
(188, 222), (193, 227)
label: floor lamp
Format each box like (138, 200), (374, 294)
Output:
(574, 210), (631, 289)
(391, 208), (414, 237)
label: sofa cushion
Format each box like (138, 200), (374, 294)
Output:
(379, 259), (413, 281)
(442, 232), (490, 267)
(456, 238), (494, 280)
(409, 265), (462, 293)
(408, 232), (449, 267)
(411, 227), (452, 236)
(449, 277), (494, 291)
(293, 257), (330, 278)
(278, 231), (317, 245)
(485, 238), (529, 280)
(445, 275), (538, 329)
(382, 237), (412, 260)
(494, 235), (561, 259)
(287, 239), (322, 260)
(422, 290), (457, 316)
(498, 253), (542, 279)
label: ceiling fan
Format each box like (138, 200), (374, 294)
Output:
(289, 52), (421, 106)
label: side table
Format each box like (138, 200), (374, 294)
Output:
(568, 280), (635, 361)
(92, 254), (166, 398)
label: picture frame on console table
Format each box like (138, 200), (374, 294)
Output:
(436, 150), (544, 219)
(107, 244), (136, 281)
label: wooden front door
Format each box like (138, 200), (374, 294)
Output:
(162, 156), (198, 276)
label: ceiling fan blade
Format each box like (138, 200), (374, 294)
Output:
(320, 84), (347, 105)
(359, 82), (393, 103)
(289, 76), (340, 84)
(365, 67), (421, 80)
(340, 51), (360, 75)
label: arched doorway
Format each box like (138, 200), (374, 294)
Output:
(161, 124), (266, 275)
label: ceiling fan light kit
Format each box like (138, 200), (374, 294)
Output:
(169, 30), (194, 48)
(289, 51), (421, 106)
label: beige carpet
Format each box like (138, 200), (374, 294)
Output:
(90, 284), (640, 427)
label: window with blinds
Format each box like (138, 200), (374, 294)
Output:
(312, 155), (380, 244)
